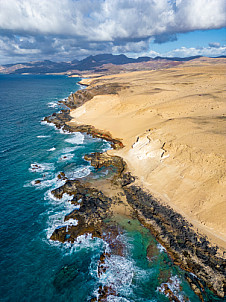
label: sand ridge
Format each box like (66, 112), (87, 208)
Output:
(69, 58), (226, 250)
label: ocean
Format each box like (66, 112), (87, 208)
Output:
(0, 74), (223, 302)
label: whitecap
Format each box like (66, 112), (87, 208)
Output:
(41, 119), (71, 134)
(98, 255), (134, 292)
(48, 234), (104, 255)
(29, 162), (55, 173)
(58, 153), (74, 162)
(65, 218), (78, 231)
(25, 172), (63, 190)
(30, 178), (57, 190)
(107, 296), (131, 302)
(62, 147), (78, 153)
(37, 135), (50, 138)
(65, 166), (91, 179)
(47, 101), (59, 108)
(101, 142), (113, 152)
(41, 120), (55, 127)
(157, 275), (186, 302)
(0, 148), (9, 153)
(59, 127), (71, 134)
(44, 190), (73, 203)
(157, 243), (166, 253)
(91, 234), (154, 300)
(47, 147), (56, 152)
(78, 84), (86, 90)
(45, 204), (76, 238)
(65, 132), (84, 145)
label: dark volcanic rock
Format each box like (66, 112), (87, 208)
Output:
(185, 273), (205, 302)
(34, 179), (41, 184)
(50, 179), (112, 243)
(158, 283), (181, 302)
(53, 264), (80, 292)
(57, 171), (67, 180)
(84, 152), (126, 174)
(44, 80), (225, 300)
(146, 243), (159, 261)
(43, 112), (124, 150)
(53, 255), (93, 293)
(43, 84), (125, 149)
(120, 172), (135, 186)
(123, 185), (226, 298)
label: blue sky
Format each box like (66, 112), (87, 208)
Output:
(150, 28), (226, 53)
(0, 0), (225, 64)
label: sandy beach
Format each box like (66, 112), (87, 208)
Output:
(68, 57), (226, 251)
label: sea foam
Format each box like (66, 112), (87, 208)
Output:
(65, 132), (84, 145)
(37, 135), (51, 138)
(47, 147), (56, 152)
(47, 101), (59, 108)
(61, 146), (78, 153)
(157, 275), (186, 302)
(65, 165), (91, 179)
(29, 162), (55, 173)
(58, 153), (74, 162)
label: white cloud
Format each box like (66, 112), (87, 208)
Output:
(174, 0), (226, 31)
(0, 0), (225, 63)
(112, 40), (150, 54)
(168, 45), (226, 57)
(209, 42), (221, 48)
(143, 45), (226, 58)
(0, 0), (225, 39)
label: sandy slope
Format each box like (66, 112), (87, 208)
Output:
(69, 58), (226, 250)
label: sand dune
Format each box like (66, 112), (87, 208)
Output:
(69, 58), (226, 250)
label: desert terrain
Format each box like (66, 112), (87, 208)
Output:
(69, 57), (226, 251)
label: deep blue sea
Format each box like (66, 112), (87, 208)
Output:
(0, 74), (223, 302)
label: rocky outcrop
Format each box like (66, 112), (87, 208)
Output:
(49, 155), (226, 299)
(50, 179), (112, 243)
(43, 82), (125, 149)
(43, 112), (124, 150)
(46, 78), (225, 299)
(84, 152), (125, 171)
(123, 185), (226, 298)
(60, 83), (124, 110)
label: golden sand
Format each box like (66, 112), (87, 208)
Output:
(69, 58), (226, 250)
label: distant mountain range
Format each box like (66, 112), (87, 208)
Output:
(0, 54), (225, 75)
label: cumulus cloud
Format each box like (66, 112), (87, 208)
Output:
(208, 42), (221, 48)
(167, 45), (226, 57)
(0, 0), (225, 63)
(0, 34), (116, 64)
(112, 40), (150, 54)
(144, 45), (226, 58)
(1, 0), (225, 39)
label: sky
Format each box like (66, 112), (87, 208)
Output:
(0, 0), (225, 64)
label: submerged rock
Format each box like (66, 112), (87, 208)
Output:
(57, 171), (66, 180)
(146, 243), (159, 261)
(34, 179), (41, 184)
(123, 185), (226, 298)
(44, 83), (225, 298)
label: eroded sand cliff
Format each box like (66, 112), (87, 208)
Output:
(69, 58), (226, 250)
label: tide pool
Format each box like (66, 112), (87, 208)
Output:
(0, 74), (223, 302)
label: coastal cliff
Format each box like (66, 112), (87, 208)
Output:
(44, 57), (226, 299)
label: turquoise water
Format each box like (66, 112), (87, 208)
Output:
(0, 74), (223, 302)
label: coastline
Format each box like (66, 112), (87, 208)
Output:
(70, 58), (226, 249)
(44, 58), (226, 299)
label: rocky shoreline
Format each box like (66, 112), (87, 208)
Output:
(44, 84), (226, 300)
